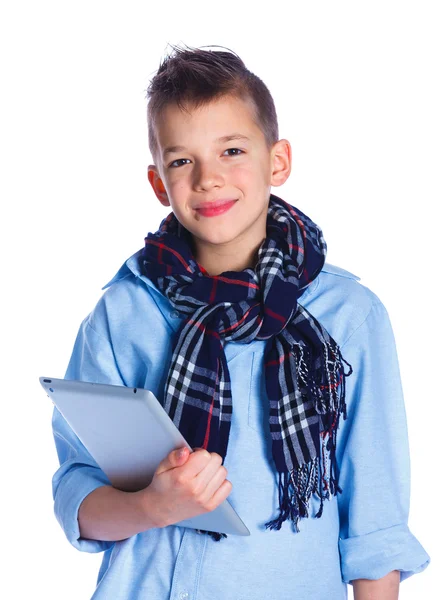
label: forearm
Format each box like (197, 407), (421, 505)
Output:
(78, 485), (162, 542)
(352, 570), (400, 600)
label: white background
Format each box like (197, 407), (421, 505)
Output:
(1, 1), (440, 598)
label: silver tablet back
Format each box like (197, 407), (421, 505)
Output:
(40, 377), (250, 536)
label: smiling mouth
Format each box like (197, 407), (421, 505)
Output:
(194, 200), (237, 218)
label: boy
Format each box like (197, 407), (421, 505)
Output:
(52, 45), (430, 599)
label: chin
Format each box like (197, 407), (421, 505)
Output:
(201, 235), (239, 246)
(188, 225), (238, 246)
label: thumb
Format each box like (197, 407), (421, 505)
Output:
(156, 446), (190, 475)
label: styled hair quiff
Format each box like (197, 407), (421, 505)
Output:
(146, 44), (279, 164)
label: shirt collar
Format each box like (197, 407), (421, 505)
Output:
(102, 248), (156, 291)
(102, 249), (185, 332)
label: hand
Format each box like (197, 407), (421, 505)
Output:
(140, 447), (232, 528)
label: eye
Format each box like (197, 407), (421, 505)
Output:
(169, 158), (191, 168)
(223, 148), (244, 156)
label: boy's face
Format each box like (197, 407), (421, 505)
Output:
(148, 94), (291, 265)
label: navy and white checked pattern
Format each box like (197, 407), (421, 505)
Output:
(139, 194), (353, 534)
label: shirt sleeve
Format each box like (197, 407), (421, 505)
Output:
(51, 315), (125, 553)
(336, 295), (430, 583)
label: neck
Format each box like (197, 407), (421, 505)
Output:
(194, 240), (264, 276)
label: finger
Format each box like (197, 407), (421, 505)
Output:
(199, 463), (228, 500)
(178, 448), (214, 479)
(193, 453), (224, 488)
(206, 479), (233, 512)
(156, 446), (190, 475)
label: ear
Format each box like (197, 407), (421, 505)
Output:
(269, 139), (292, 187)
(148, 165), (170, 207)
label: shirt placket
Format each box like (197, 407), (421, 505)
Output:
(168, 529), (208, 600)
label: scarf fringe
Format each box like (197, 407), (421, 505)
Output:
(265, 344), (353, 533)
(195, 529), (227, 542)
(264, 453), (338, 533)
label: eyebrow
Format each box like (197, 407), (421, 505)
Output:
(162, 134), (251, 158)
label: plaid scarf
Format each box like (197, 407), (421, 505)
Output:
(139, 194), (352, 541)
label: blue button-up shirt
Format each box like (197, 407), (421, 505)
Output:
(51, 250), (430, 599)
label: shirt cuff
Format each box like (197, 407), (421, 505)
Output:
(339, 523), (430, 583)
(54, 465), (115, 553)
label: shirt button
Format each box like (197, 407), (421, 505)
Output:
(178, 593), (189, 600)
(170, 310), (180, 318)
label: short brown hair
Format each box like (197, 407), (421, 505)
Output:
(146, 44), (279, 164)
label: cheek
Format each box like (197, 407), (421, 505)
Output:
(167, 180), (188, 202)
(229, 164), (256, 185)
(231, 160), (269, 186)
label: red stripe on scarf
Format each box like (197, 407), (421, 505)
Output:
(319, 372), (343, 391)
(264, 305), (286, 324)
(187, 319), (221, 340)
(288, 244), (304, 253)
(198, 263), (210, 276)
(146, 239), (192, 272)
(212, 275), (259, 289)
(209, 277), (218, 304)
(265, 351), (291, 367)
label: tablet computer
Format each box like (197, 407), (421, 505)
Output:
(40, 376), (250, 536)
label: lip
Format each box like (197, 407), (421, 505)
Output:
(194, 199), (237, 218)
(194, 198), (238, 210)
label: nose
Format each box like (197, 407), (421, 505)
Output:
(193, 160), (224, 191)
